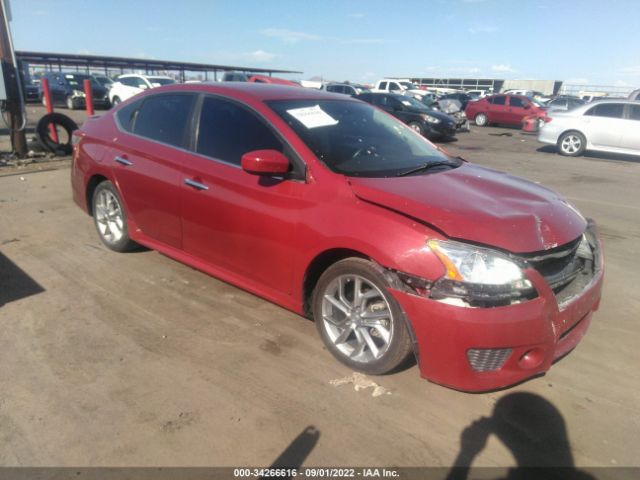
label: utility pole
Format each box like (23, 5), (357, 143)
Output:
(0, 0), (27, 157)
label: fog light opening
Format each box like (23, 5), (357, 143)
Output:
(518, 348), (544, 370)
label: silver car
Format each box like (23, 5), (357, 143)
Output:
(538, 99), (640, 157)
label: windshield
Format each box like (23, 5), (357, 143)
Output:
(64, 74), (99, 88)
(96, 76), (113, 86)
(267, 99), (457, 178)
(401, 95), (430, 110)
(148, 77), (176, 86)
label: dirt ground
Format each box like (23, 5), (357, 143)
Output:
(0, 116), (639, 473)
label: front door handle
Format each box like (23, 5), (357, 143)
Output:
(115, 156), (133, 166)
(184, 178), (209, 191)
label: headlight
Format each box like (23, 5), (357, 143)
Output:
(72, 89), (86, 97)
(421, 114), (440, 124)
(428, 239), (535, 307)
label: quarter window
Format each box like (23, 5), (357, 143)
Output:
(629, 105), (640, 120)
(196, 96), (283, 165)
(132, 94), (195, 147)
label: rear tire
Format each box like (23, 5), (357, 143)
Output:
(475, 113), (488, 126)
(558, 131), (586, 157)
(91, 181), (138, 252)
(312, 258), (414, 375)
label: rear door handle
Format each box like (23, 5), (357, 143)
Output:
(184, 178), (209, 191)
(115, 156), (133, 166)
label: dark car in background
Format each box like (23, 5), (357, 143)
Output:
(323, 82), (370, 96)
(38, 72), (110, 110)
(356, 92), (457, 140)
(545, 96), (586, 112)
(437, 92), (473, 110)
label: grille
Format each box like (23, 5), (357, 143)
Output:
(519, 231), (597, 305)
(467, 348), (512, 372)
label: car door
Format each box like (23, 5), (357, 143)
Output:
(582, 103), (625, 148)
(109, 93), (196, 248)
(505, 96), (530, 125)
(487, 95), (507, 123)
(180, 95), (306, 294)
(620, 104), (640, 151)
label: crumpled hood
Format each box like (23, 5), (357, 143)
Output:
(348, 163), (586, 253)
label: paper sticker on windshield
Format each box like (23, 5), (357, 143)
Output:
(401, 101), (412, 106)
(286, 105), (338, 129)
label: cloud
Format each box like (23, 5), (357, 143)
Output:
(468, 24), (497, 34)
(491, 64), (515, 73)
(248, 50), (277, 63)
(260, 28), (324, 44)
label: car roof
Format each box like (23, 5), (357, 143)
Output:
(144, 82), (350, 102)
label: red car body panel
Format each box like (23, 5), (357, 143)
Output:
(465, 94), (546, 126)
(71, 83), (603, 391)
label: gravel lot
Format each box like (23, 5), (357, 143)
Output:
(1, 115), (639, 473)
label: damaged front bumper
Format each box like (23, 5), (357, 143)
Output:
(390, 224), (604, 392)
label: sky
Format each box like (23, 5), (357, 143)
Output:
(9, 0), (640, 87)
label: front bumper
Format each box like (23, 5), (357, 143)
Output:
(391, 232), (604, 392)
(427, 121), (457, 139)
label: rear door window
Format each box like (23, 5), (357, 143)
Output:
(585, 103), (625, 118)
(509, 96), (526, 108)
(132, 94), (196, 147)
(490, 96), (506, 105)
(195, 96), (283, 166)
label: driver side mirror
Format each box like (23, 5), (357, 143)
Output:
(523, 103), (531, 109)
(241, 149), (290, 176)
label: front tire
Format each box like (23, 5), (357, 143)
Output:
(408, 121), (424, 136)
(312, 258), (413, 375)
(92, 181), (137, 252)
(474, 113), (488, 126)
(558, 131), (586, 156)
(111, 96), (121, 107)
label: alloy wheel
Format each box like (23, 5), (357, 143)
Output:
(561, 134), (582, 154)
(95, 189), (124, 244)
(321, 274), (393, 363)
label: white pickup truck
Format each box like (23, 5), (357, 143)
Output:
(372, 79), (430, 100)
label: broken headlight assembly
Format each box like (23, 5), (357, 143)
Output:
(427, 239), (536, 307)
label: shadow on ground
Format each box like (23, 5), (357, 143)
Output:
(0, 250), (45, 307)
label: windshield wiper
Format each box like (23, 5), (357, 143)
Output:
(397, 161), (459, 177)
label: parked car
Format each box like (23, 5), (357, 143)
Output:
(93, 74), (115, 90)
(71, 83), (603, 392)
(545, 96), (586, 112)
(503, 89), (550, 103)
(248, 75), (300, 86)
(109, 74), (175, 105)
(538, 99), (640, 157)
(38, 72), (110, 110)
(322, 83), (369, 96)
(22, 80), (40, 102)
(437, 92), (473, 110)
(356, 92), (457, 140)
(221, 71), (250, 82)
(466, 89), (488, 99)
(372, 79), (429, 100)
(465, 94), (547, 127)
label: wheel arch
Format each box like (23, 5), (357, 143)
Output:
(302, 248), (370, 319)
(85, 174), (109, 216)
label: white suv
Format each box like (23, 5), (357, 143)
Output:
(109, 74), (176, 105)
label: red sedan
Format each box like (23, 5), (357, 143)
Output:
(71, 83), (603, 391)
(465, 94), (547, 127)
